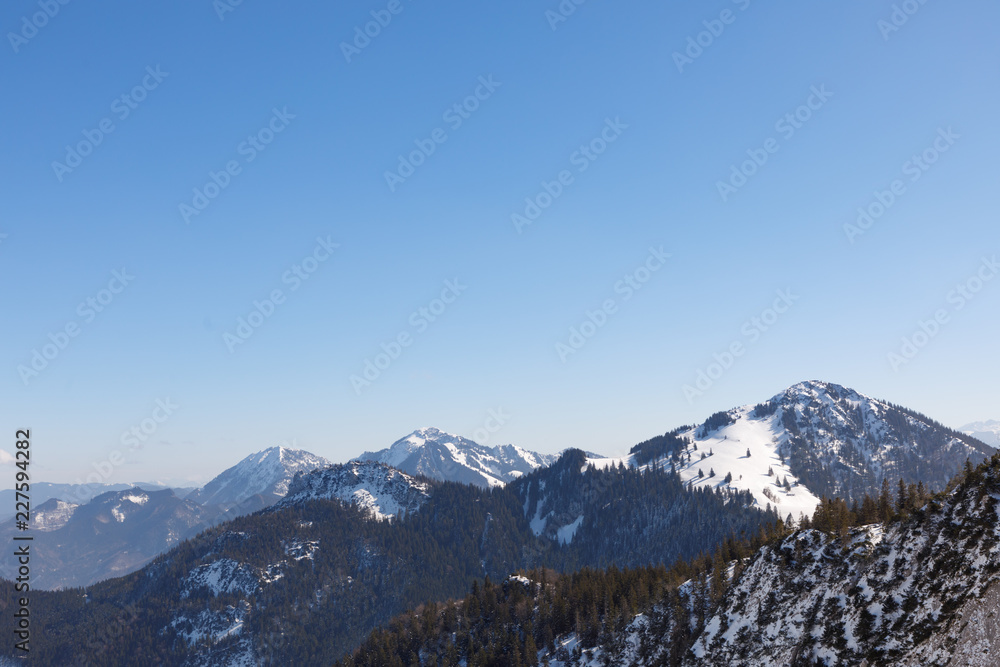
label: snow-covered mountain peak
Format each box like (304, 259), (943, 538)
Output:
(188, 446), (331, 509)
(782, 378), (860, 397)
(962, 419), (1000, 447)
(626, 381), (995, 520)
(356, 428), (558, 488)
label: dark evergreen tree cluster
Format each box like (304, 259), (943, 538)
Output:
(340, 452), (1000, 667)
(805, 476), (933, 536)
(339, 525), (788, 667)
(513, 450), (778, 572)
(698, 411), (735, 438)
(628, 432), (688, 467)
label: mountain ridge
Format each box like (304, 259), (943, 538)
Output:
(355, 427), (559, 488)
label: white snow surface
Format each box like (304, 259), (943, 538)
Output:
(356, 427), (558, 488)
(278, 460), (430, 520)
(587, 405), (822, 518)
(556, 515), (584, 545)
(108, 491), (151, 523)
(675, 405), (823, 520)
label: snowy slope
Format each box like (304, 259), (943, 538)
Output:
(277, 460), (430, 520)
(675, 407), (822, 521)
(609, 381), (994, 521)
(188, 446), (330, 508)
(356, 427), (558, 488)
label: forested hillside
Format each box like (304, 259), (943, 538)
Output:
(0, 453), (776, 665)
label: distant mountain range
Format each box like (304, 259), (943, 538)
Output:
(962, 419), (1000, 447)
(2, 447), (329, 590)
(0, 488), (217, 589)
(0, 481), (194, 523)
(355, 427), (559, 488)
(8, 434), (557, 591)
(2, 381), (996, 664)
(5, 381), (995, 664)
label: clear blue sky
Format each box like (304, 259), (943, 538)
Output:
(2, 0), (998, 486)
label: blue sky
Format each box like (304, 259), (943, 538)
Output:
(2, 0), (998, 486)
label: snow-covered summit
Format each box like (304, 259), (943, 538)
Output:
(620, 381), (995, 520)
(355, 428), (558, 488)
(188, 446), (330, 509)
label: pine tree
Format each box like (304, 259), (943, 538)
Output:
(878, 478), (893, 523)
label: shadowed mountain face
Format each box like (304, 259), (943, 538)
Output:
(0, 489), (220, 590)
(356, 427), (558, 488)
